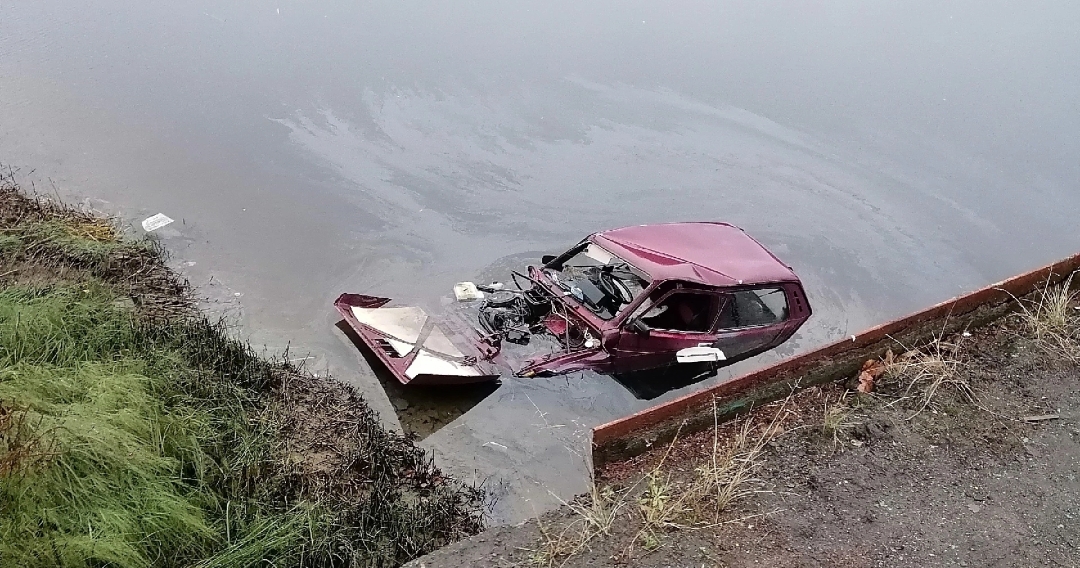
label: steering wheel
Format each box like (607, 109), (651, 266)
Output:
(596, 268), (634, 304)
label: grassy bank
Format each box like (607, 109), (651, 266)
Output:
(0, 169), (484, 567)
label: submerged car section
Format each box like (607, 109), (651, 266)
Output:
(336, 223), (812, 386)
(334, 293), (500, 385)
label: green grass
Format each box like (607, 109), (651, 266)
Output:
(0, 274), (480, 568)
(3, 220), (147, 266)
(0, 285), (140, 367)
(0, 176), (484, 567)
(0, 362), (215, 567)
(0, 281), (371, 568)
(0, 233), (20, 253)
(0, 284), (301, 568)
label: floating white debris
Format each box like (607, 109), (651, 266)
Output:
(453, 282), (484, 302)
(141, 213), (174, 232)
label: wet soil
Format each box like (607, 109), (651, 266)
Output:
(411, 319), (1080, 567)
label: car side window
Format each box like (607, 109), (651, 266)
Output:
(638, 291), (722, 333)
(718, 288), (789, 329)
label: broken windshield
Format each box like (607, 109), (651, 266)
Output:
(544, 242), (650, 320)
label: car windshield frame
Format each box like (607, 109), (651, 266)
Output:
(543, 241), (651, 320)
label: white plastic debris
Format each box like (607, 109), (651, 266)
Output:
(453, 282), (484, 302)
(141, 213), (174, 232)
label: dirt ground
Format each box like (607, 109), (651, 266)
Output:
(410, 316), (1080, 567)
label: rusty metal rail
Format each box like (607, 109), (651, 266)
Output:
(592, 252), (1080, 469)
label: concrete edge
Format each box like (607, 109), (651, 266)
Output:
(592, 252), (1080, 469)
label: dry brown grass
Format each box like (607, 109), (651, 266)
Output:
(631, 399), (789, 552)
(529, 518), (589, 567)
(62, 218), (118, 242)
(822, 395), (859, 445)
(529, 478), (625, 567)
(1011, 273), (1080, 363)
(882, 334), (976, 419)
(0, 401), (59, 477)
(530, 400), (791, 565)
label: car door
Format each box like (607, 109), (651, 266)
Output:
(711, 286), (790, 361)
(613, 287), (725, 373)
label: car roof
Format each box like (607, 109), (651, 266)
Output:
(591, 222), (799, 287)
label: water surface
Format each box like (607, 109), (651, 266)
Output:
(2, 0), (1078, 521)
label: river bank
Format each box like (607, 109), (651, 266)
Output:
(413, 280), (1080, 567)
(0, 168), (485, 567)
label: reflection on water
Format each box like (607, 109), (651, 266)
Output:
(613, 363), (719, 401)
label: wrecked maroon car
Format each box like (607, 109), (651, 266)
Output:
(334, 222), (811, 386)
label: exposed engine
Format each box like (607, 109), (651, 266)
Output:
(477, 288), (550, 345)
(476, 284), (599, 352)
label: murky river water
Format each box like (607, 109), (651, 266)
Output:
(2, 0), (1078, 522)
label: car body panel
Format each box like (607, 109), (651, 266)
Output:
(334, 293), (500, 385)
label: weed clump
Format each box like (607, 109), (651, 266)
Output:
(637, 407), (782, 539)
(822, 398), (859, 444)
(1012, 274), (1080, 363)
(876, 335), (976, 420)
(530, 401), (789, 567)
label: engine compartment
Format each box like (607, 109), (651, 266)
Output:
(475, 283), (597, 352)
